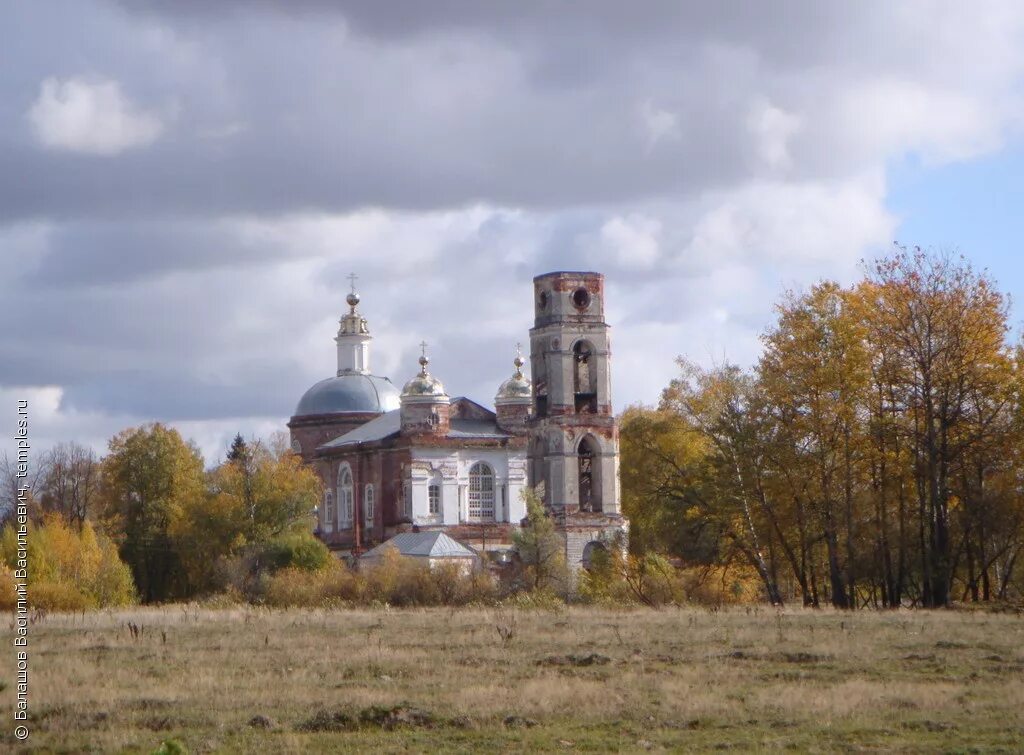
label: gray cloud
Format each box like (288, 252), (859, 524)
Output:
(2, 0), (1023, 460)
(10, 2), (1001, 221)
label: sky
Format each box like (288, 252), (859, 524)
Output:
(2, 1), (1024, 465)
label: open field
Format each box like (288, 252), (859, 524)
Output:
(3, 605), (1024, 753)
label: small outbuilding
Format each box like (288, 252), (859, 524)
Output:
(359, 531), (480, 571)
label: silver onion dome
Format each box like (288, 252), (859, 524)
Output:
(496, 351), (531, 402)
(401, 353), (447, 398)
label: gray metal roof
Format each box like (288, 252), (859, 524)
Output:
(319, 410), (509, 450)
(448, 418), (511, 439)
(320, 409), (401, 448)
(361, 532), (478, 560)
(293, 373), (401, 417)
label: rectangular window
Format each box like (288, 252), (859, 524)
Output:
(428, 483), (441, 515)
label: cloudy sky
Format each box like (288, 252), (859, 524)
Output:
(3, 1), (1024, 464)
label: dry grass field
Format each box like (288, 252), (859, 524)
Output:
(3, 604), (1024, 753)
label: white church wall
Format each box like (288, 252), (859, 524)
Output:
(410, 447), (527, 525)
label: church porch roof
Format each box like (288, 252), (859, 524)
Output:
(360, 532), (478, 561)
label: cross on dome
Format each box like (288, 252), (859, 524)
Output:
(345, 272), (361, 311)
(418, 341), (430, 374)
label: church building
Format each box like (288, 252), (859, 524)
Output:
(288, 271), (627, 567)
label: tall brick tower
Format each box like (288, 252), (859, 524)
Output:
(526, 271), (627, 569)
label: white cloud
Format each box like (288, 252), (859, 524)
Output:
(27, 76), (165, 155)
(598, 214), (662, 269)
(685, 172), (894, 270)
(639, 100), (680, 151)
(748, 99), (802, 170)
(834, 79), (1006, 165)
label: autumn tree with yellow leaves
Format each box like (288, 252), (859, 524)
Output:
(621, 247), (1024, 607)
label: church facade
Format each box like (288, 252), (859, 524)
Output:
(288, 271), (627, 567)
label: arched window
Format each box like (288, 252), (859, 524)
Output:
(323, 491), (333, 525)
(337, 464), (353, 528)
(364, 484), (374, 525)
(582, 541), (607, 570)
(573, 340), (597, 413)
(578, 436), (601, 512)
(468, 462), (495, 522)
(534, 351), (548, 418)
(428, 481), (441, 516)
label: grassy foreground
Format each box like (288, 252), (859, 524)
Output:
(3, 605), (1023, 753)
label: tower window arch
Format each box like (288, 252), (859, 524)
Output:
(582, 541), (607, 570)
(573, 340), (597, 413)
(578, 436), (602, 513)
(337, 463), (353, 528)
(364, 483), (375, 525)
(468, 462), (495, 522)
(533, 348), (548, 419)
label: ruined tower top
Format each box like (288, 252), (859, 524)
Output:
(532, 271), (605, 327)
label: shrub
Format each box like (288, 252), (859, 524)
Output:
(500, 588), (566, 611)
(431, 561), (498, 606)
(262, 533), (331, 572)
(361, 546), (403, 603)
(27, 581), (92, 611)
(0, 566), (16, 611)
(151, 739), (188, 755)
(0, 515), (136, 609)
(577, 550), (685, 607)
(511, 491), (569, 595)
(256, 546), (524, 609)
(678, 563), (762, 605)
(264, 559), (362, 607)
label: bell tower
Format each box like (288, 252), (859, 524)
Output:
(526, 271), (626, 569)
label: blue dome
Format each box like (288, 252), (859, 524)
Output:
(293, 373), (401, 417)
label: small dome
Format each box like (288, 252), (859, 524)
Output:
(294, 373), (400, 417)
(496, 351), (531, 402)
(497, 374), (531, 401)
(402, 354), (447, 399)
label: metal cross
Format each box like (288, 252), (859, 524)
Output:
(420, 340), (428, 357)
(515, 342), (522, 358)
(347, 272), (358, 293)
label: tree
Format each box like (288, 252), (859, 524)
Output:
(226, 433), (249, 464)
(0, 450), (48, 525)
(619, 246), (1024, 608)
(100, 424), (205, 603)
(39, 441), (99, 528)
(661, 361), (788, 605)
(861, 247), (1013, 606)
(170, 438), (321, 595)
(619, 405), (720, 561)
(512, 489), (568, 593)
(759, 282), (871, 607)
